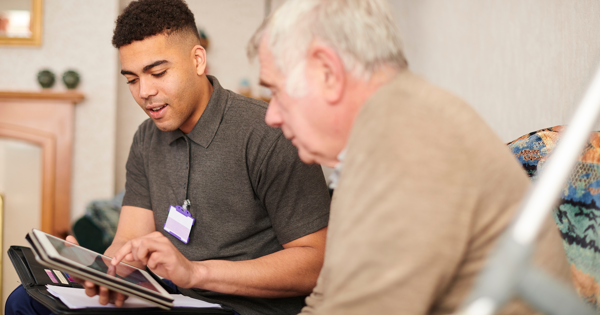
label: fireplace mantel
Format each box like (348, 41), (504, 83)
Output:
(0, 91), (84, 103)
(0, 90), (84, 237)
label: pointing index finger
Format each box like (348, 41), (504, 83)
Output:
(111, 242), (133, 266)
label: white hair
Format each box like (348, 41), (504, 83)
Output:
(248, 0), (407, 97)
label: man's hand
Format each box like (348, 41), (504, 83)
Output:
(65, 235), (129, 307)
(112, 227), (327, 298)
(112, 231), (199, 288)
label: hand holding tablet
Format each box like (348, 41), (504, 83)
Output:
(26, 229), (174, 310)
(63, 235), (130, 307)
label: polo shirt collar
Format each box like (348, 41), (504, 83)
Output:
(167, 75), (228, 148)
(328, 148), (346, 189)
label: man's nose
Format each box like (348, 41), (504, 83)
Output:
(265, 99), (283, 128)
(139, 79), (158, 99)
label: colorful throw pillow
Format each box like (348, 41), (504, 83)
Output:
(508, 125), (600, 308)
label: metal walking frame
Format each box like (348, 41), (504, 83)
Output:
(457, 66), (600, 315)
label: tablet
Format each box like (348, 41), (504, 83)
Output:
(27, 229), (174, 310)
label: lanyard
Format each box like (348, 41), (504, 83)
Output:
(163, 135), (194, 244)
(183, 135), (192, 211)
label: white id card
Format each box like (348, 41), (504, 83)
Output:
(163, 205), (195, 244)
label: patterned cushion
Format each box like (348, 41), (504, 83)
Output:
(508, 125), (600, 307)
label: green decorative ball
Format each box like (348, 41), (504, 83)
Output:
(37, 69), (56, 89)
(62, 70), (80, 89)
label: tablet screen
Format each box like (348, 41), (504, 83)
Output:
(46, 235), (161, 293)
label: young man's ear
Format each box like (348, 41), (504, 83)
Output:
(192, 45), (207, 75)
(307, 44), (345, 104)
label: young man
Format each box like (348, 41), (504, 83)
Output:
(5, 1), (330, 315)
(248, 0), (573, 314)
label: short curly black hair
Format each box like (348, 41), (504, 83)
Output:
(112, 0), (200, 48)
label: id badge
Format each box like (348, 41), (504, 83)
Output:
(164, 205), (195, 244)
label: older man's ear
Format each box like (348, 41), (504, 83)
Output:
(307, 44), (346, 105)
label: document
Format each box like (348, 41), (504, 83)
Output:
(46, 285), (222, 309)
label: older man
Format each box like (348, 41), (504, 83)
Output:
(248, 0), (572, 314)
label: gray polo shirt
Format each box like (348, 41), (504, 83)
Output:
(122, 76), (331, 315)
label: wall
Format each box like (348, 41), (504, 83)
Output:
(114, 0), (143, 194)
(391, 0), (600, 142)
(0, 0), (120, 221)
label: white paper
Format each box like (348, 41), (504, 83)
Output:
(46, 285), (222, 309)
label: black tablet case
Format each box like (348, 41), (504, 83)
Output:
(8, 246), (233, 315)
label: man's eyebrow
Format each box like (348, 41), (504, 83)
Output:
(120, 60), (169, 76)
(143, 60), (169, 73)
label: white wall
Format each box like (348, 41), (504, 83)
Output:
(114, 1), (144, 195)
(391, 0), (600, 142)
(0, 0), (120, 221)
